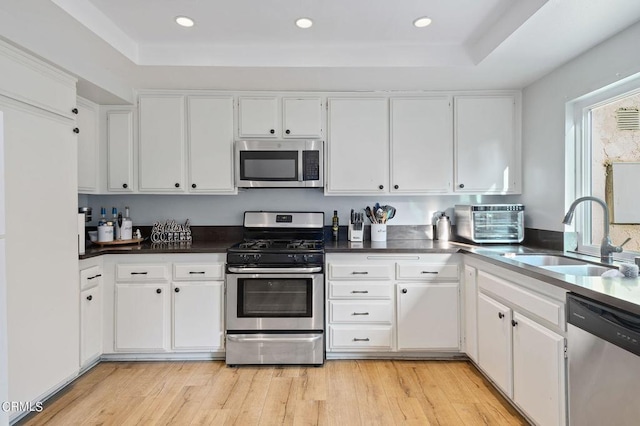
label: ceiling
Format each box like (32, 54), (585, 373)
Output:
(6, 1), (640, 103)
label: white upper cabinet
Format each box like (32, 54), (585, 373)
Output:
(107, 109), (135, 192)
(326, 98), (389, 194)
(390, 97), (452, 193)
(138, 95), (185, 192)
(454, 94), (521, 194)
(76, 97), (99, 193)
(187, 96), (235, 193)
(282, 97), (323, 138)
(238, 97), (279, 138)
(238, 96), (323, 139)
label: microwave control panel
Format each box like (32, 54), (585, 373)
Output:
(303, 151), (320, 181)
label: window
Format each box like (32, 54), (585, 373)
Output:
(569, 75), (640, 261)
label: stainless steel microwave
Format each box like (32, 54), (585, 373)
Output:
(235, 140), (324, 188)
(455, 204), (524, 243)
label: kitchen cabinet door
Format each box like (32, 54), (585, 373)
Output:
(390, 97), (452, 193)
(463, 265), (478, 362)
(238, 97), (279, 138)
(138, 95), (185, 192)
(454, 94), (520, 194)
(396, 283), (459, 350)
(512, 312), (566, 426)
(115, 283), (169, 351)
(282, 97), (323, 138)
(477, 292), (513, 397)
(187, 96), (235, 193)
(172, 281), (224, 350)
(107, 110), (134, 192)
(76, 97), (99, 193)
(326, 98), (388, 194)
(80, 285), (102, 367)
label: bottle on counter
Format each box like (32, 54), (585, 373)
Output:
(98, 207), (107, 226)
(436, 212), (451, 241)
(332, 210), (339, 240)
(112, 207), (121, 240)
(121, 206), (133, 240)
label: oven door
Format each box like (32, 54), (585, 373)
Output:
(226, 268), (324, 331)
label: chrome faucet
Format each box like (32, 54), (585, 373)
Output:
(562, 196), (630, 264)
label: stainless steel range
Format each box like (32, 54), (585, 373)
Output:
(225, 211), (325, 366)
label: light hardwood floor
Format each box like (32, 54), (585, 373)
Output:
(18, 360), (528, 425)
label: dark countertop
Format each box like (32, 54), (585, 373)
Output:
(80, 235), (640, 316)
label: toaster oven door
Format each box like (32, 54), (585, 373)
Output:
(472, 211), (524, 243)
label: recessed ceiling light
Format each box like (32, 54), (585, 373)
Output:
(295, 17), (313, 29)
(413, 17), (432, 28)
(175, 16), (195, 28)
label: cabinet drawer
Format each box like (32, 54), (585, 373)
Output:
(80, 265), (102, 290)
(328, 264), (392, 280)
(478, 271), (564, 327)
(329, 301), (393, 324)
(329, 325), (393, 350)
(116, 264), (169, 282)
(173, 263), (223, 281)
(329, 281), (391, 299)
(396, 263), (459, 280)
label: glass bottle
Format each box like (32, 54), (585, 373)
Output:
(98, 207), (107, 226)
(332, 210), (339, 240)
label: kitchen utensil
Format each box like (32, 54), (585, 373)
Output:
(365, 206), (376, 223)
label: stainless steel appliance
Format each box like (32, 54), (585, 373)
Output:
(567, 294), (640, 426)
(225, 211), (325, 366)
(454, 204), (524, 243)
(235, 140), (323, 188)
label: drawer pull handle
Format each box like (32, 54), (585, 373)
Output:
(421, 271), (438, 274)
(351, 290), (369, 294)
(189, 271), (206, 275)
(352, 312), (369, 316)
(511, 319), (518, 327)
(498, 312), (505, 319)
(87, 274), (102, 280)
(351, 271), (369, 275)
(131, 272), (148, 275)
(353, 338), (370, 342)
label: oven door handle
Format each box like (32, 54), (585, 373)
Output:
(227, 335), (323, 343)
(227, 266), (322, 274)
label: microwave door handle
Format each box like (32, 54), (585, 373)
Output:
(298, 150), (304, 182)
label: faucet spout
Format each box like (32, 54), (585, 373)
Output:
(563, 196), (619, 264)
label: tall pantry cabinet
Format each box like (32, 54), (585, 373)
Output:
(0, 40), (79, 422)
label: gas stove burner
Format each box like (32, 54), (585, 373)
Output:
(238, 240), (272, 250)
(286, 240), (322, 250)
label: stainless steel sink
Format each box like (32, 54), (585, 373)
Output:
(538, 264), (614, 277)
(502, 254), (586, 266)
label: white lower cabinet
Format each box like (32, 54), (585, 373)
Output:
(463, 264), (478, 362)
(471, 263), (567, 426)
(326, 253), (460, 354)
(107, 254), (225, 355)
(115, 283), (170, 351)
(79, 262), (103, 367)
(172, 281), (224, 350)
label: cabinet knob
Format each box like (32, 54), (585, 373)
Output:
(285, 129), (290, 134)
(73, 127), (80, 134)
(378, 185), (384, 190)
(394, 185), (399, 189)
(175, 183), (180, 188)
(498, 312), (504, 319)
(156, 288), (162, 294)
(86, 295), (93, 301)
(191, 183), (196, 189)
(72, 108), (78, 114)
(270, 129), (275, 134)
(511, 319), (518, 327)
(122, 183), (128, 189)
(459, 183), (465, 189)
(401, 288), (408, 294)
(174, 287), (180, 293)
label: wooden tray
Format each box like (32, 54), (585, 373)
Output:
(92, 238), (144, 247)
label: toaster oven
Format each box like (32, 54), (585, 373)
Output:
(454, 204), (524, 243)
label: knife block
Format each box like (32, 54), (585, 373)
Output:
(348, 223), (364, 242)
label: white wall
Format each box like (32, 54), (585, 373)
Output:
(521, 21), (640, 232)
(84, 192), (519, 228)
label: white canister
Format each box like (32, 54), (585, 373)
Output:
(97, 224), (114, 242)
(371, 223), (387, 242)
(120, 218), (133, 240)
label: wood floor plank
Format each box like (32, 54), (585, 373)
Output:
(17, 360), (529, 426)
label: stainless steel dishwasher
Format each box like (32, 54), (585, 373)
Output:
(567, 294), (640, 426)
